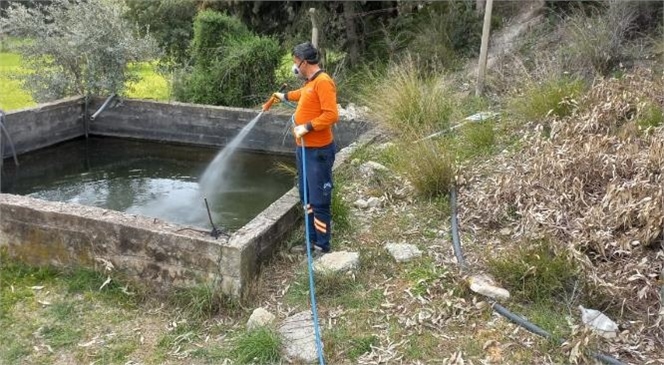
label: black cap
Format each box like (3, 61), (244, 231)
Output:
(292, 42), (319, 64)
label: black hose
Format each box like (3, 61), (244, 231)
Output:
(449, 185), (627, 365)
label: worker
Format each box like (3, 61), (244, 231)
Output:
(273, 41), (339, 254)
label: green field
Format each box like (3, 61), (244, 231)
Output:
(0, 50), (170, 111)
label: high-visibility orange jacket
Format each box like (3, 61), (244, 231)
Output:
(285, 71), (339, 147)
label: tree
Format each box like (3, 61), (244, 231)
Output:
(1, 0), (160, 102)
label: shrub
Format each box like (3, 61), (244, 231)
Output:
(172, 11), (282, 107)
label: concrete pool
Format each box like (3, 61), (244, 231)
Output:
(0, 96), (369, 297)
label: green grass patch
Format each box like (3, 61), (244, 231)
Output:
(487, 240), (580, 304)
(636, 102), (664, 132)
(285, 270), (363, 308)
(0, 48), (169, 111)
(169, 284), (235, 320)
(405, 258), (447, 297)
(392, 140), (454, 198)
(332, 174), (352, 234)
(88, 335), (139, 364)
(359, 56), (456, 140)
(0, 51), (37, 110)
(41, 324), (84, 349)
(230, 327), (282, 364)
(508, 76), (585, 122)
(124, 61), (170, 101)
(456, 121), (496, 159)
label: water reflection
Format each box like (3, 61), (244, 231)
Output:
(2, 137), (294, 230)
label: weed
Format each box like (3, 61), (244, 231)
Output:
(331, 175), (352, 234)
(169, 284), (235, 319)
(359, 55), (456, 140)
(636, 102), (664, 132)
(41, 324), (83, 349)
(487, 240), (579, 304)
(89, 335), (139, 364)
(406, 258), (446, 297)
(347, 335), (378, 360)
(48, 301), (78, 322)
(393, 140), (454, 197)
(508, 76), (585, 122)
(457, 121), (496, 159)
(231, 327), (282, 364)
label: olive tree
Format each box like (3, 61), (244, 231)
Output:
(1, 0), (160, 102)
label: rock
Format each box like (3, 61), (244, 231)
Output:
(499, 228), (511, 236)
(359, 161), (388, 178)
(246, 307), (275, 330)
(468, 274), (510, 300)
(314, 251), (360, 273)
(279, 311), (320, 363)
(366, 197), (383, 208)
(354, 199), (369, 209)
(385, 243), (422, 263)
(579, 305), (619, 338)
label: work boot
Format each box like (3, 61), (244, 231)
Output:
(289, 243), (330, 255)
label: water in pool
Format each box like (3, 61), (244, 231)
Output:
(1, 137), (295, 231)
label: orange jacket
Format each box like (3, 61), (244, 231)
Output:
(285, 71), (339, 147)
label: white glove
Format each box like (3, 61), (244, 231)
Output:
(293, 124), (309, 139)
(273, 92), (285, 101)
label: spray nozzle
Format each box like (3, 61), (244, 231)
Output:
(262, 83), (288, 112)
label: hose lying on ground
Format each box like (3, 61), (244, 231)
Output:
(449, 185), (626, 365)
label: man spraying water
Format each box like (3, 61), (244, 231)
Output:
(272, 42), (339, 254)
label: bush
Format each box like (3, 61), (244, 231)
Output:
(172, 11), (282, 107)
(408, 0), (483, 70)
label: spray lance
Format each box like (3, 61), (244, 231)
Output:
(262, 83), (288, 112)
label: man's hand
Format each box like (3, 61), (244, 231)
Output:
(293, 124), (309, 139)
(273, 92), (285, 102)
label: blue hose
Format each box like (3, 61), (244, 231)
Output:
(298, 121), (326, 365)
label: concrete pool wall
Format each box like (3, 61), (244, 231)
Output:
(0, 96), (370, 297)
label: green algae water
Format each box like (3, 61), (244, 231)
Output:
(1, 137), (294, 231)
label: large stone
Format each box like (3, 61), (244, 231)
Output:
(385, 243), (422, 263)
(246, 307), (275, 330)
(314, 251), (360, 273)
(366, 197), (383, 208)
(278, 310), (321, 363)
(468, 274), (510, 300)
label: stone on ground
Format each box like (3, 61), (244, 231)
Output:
(385, 243), (422, 263)
(468, 274), (510, 300)
(314, 251), (360, 273)
(246, 307), (275, 330)
(278, 310), (320, 363)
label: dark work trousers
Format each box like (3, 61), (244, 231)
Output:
(296, 141), (336, 251)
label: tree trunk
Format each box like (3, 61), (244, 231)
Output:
(343, 1), (359, 68)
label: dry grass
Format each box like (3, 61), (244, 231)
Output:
(458, 68), (664, 358)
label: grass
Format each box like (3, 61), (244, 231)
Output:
(486, 240), (580, 304)
(169, 284), (236, 320)
(230, 328), (282, 364)
(0, 48), (169, 111)
(508, 76), (585, 122)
